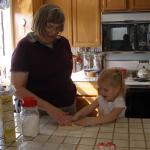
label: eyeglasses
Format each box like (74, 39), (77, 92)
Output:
(46, 23), (62, 33)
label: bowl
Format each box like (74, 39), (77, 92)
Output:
(84, 70), (97, 77)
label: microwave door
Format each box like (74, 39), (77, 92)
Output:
(102, 24), (133, 51)
(110, 27), (131, 51)
(136, 23), (150, 51)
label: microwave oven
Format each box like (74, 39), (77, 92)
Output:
(102, 21), (150, 51)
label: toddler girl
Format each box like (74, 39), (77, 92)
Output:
(72, 68), (126, 126)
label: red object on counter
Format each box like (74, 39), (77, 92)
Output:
(112, 67), (128, 79)
(97, 141), (116, 150)
(97, 142), (105, 150)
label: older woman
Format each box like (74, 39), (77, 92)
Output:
(11, 4), (76, 125)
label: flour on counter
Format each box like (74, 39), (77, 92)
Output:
(58, 123), (83, 131)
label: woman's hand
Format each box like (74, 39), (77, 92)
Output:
(47, 106), (72, 126)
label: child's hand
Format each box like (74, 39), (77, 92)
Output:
(72, 114), (80, 122)
(74, 117), (99, 126)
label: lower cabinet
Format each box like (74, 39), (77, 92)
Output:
(74, 81), (99, 117)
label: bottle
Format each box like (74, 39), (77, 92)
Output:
(93, 54), (102, 75)
(21, 97), (39, 137)
(0, 85), (16, 143)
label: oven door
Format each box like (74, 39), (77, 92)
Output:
(125, 86), (150, 118)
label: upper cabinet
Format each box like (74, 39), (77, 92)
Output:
(44, 0), (101, 47)
(129, 0), (150, 10)
(72, 0), (100, 47)
(44, 0), (72, 46)
(102, 0), (127, 11)
(12, 0), (43, 47)
(12, 0), (101, 48)
(102, 0), (150, 12)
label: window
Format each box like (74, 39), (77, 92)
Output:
(0, 3), (13, 85)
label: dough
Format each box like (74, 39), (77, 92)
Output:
(58, 123), (83, 130)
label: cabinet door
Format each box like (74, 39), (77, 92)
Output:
(102, 0), (127, 11)
(72, 0), (100, 47)
(44, 0), (72, 45)
(32, 0), (44, 14)
(129, 0), (150, 10)
(12, 0), (43, 47)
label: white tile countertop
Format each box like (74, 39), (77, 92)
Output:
(0, 113), (150, 150)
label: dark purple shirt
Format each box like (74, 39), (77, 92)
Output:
(11, 33), (76, 107)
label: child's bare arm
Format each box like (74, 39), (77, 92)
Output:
(97, 107), (124, 124)
(72, 99), (99, 121)
(74, 107), (124, 126)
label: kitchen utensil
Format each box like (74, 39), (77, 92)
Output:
(137, 60), (150, 79)
(84, 70), (97, 77)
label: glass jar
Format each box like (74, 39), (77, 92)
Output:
(21, 97), (39, 137)
(93, 54), (102, 74)
(0, 85), (16, 143)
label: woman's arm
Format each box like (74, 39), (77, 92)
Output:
(72, 99), (99, 121)
(11, 72), (72, 125)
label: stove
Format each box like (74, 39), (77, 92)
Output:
(125, 77), (150, 118)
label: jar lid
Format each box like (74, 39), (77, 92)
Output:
(22, 97), (37, 107)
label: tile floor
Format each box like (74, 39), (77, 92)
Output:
(0, 113), (150, 150)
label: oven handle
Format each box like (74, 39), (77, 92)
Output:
(126, 85), (150, 89)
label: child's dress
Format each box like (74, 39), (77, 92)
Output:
(98, 95), (126, 117)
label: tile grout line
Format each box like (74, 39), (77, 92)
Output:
(128, 118), (130, 150)
(113, 120), (129, 149)
(141, 119), (148, 150)
(74, 135), (81, 150)
(75, 127), (86, 150)
(112, 120), (116, 143)
(93, 125), (101, 150)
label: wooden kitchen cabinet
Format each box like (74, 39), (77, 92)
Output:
(44, 0), (72, 46)
(102, 0), (127, 11)
(44, 0), (101, 47)
(129, 0), (150, 10)
(75, 81), (99, 116)
(12, 0), (44, 47)
(72, 0), (100, 47)
(102, 0), (150, 12)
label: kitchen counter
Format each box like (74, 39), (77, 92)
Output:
(71, 71), (98, 82)
(1, 113), (150, 150)
(72, 71), (150, 86)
